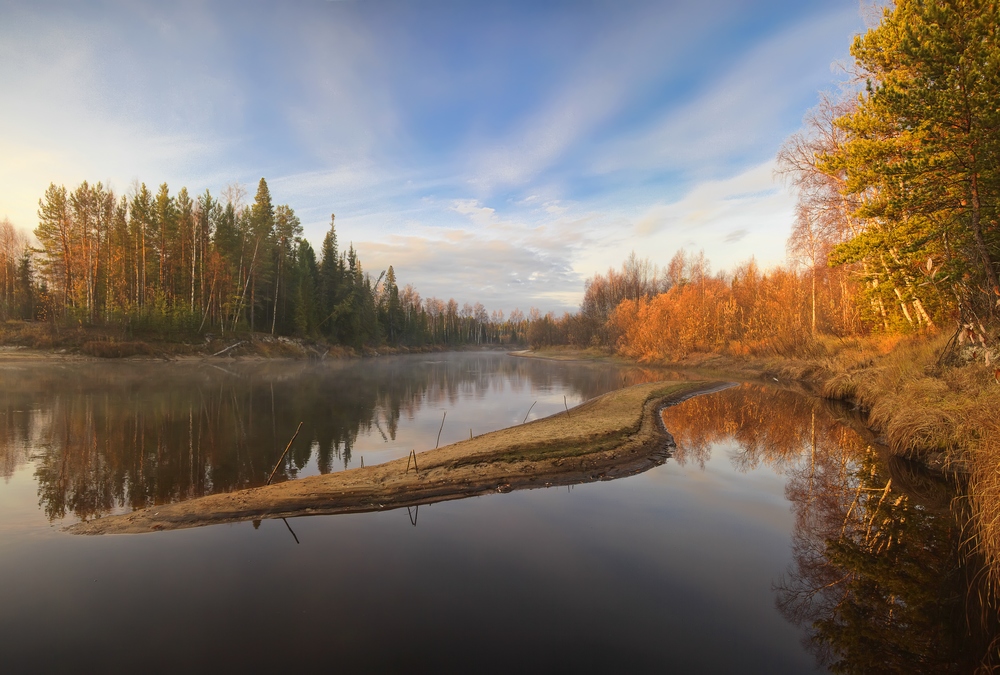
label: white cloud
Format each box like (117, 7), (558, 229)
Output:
(590, 6), (860, 177)
(569, 160), (796, 281)
(354, 228), (584, 313)
(450, 199), (497, 227)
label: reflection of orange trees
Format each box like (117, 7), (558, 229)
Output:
(661, 383), (863, 471)
(669, 384), (992, 670)
(0, 408), (36, 481)
(610, 259), (858, 361)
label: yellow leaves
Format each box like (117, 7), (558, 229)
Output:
(609, 265), (829, 361)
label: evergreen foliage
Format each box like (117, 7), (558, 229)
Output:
(13, 179), (527, 349)
(822, 0), (1000, 339)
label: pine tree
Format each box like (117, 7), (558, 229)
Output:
(247, 178), (275, 332)
(293, 238), (319, 336)
(825, 0), (1000, 331)
(35, 183), (73, 311)
(383, 265), (401, 344)
(318, 214), (341, 338)
(271, 204), (302, 334)
(129, 183), (155, 310)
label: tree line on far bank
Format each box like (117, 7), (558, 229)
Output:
(0, 178), (548, 349)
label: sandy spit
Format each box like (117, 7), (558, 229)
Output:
(68, 380), (730, 535)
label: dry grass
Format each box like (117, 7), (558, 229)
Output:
(969, 419), (1000, 593)
(80, 340), (156, 358)
(818, 332), (998, 462)
(803, 331), (1000, 590)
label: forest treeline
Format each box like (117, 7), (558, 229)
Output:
(0, 179), (553, 349)
(527, 0), (1000, 359)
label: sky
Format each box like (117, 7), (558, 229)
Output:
(0, 0), (866, 314)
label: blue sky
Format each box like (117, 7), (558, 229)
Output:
(0, 0), (865, 314)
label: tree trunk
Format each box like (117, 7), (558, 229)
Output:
(970, 172), (1000, 299)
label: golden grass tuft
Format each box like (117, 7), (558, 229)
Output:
(969, 416), (1000, 592)
(81, 340), (155, 358)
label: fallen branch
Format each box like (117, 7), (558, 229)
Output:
(266, 422), (303, 485)
(212, 341), (245, 357)
(435, 411), (447, 449)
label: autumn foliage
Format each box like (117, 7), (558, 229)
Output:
(603, 257), (859, 361)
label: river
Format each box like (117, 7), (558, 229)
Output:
(0, 352), (988, 672)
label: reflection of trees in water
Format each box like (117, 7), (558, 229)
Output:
(661, 383), (861, 471)
(780, 448), (992, 674)
(0, 354), (661, 521)
(663, 384), (994, 673)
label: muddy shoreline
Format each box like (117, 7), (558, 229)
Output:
(68, 379), (729, 535)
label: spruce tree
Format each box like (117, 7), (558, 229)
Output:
(318, 214), (341, 338)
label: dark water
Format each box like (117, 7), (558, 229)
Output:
(0, 353), (985, 673)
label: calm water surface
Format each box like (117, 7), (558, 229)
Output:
(0, 353), (982, 673)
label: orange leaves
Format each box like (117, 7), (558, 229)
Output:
(609, 260), (850, 361)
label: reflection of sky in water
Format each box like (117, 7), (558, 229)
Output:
(0, 371), (841, 672)
(0, 439), (822, 674)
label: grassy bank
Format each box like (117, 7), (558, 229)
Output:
(0, 319), (512, 360)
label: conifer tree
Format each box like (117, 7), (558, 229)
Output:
(35, 184), (73, 311)
(318, 214), (341, 337)
(247, 178), (275, 332)
(293, 238), (319, 335)
(825, 0), (1000, 331)
(382, 265), (401, 344)
(271, 204), (301, 334)
(154, 183), (176, 303)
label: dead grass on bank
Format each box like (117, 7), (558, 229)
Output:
(969, 418), (1000, 594)
(0, 319), (78, 351)
(805, 330), (1000, 592)
(525, 345), (619, 362)
(819, 332), (1000, 465)
(80, 340), (157, 358)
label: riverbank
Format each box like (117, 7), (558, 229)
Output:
(0, 320), (515, 361)
(527, 333), (997, 468)
(526, 334), (1000, 589)
(69, 379), (723, 535)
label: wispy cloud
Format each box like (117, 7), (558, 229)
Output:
(356, 228), (584, 313)
(590, 5), (860, 179)
(0, 0), (863, 313)
(462, 2), (716, 192)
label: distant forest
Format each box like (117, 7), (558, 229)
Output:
(0, 178), (544, 348)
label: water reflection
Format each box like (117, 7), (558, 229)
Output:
(0, 353), (663, 522)
(663, 384), (994, 673)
